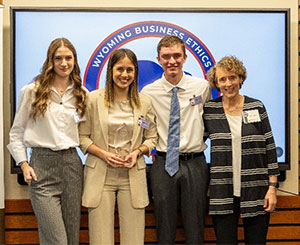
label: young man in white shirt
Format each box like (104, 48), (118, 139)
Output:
(142, 35), (211, 244)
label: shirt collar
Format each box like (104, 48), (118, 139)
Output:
(161, 73), (188, 93)
(50, 82), (74, 93)
(66, 82), (75, 91)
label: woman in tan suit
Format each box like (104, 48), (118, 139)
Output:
(79, 48), (157, 245)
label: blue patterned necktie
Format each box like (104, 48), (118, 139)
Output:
(165, 87), (180, 176)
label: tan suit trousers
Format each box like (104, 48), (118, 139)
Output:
(88, 166), (145, 245)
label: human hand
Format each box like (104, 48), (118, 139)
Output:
(103, 151), (126, 168)
(264, 186), (277, 212)
(20, 162), (37, 184)
(123, 150), (139, 169)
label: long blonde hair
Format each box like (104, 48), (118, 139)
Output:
(104, 48), (140, 108)
(31, 38), (87, 120)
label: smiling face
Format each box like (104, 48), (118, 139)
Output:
(53, 45), (74, 79)
(112, 56), (135, 93)
(216, 68), (242, 100)
(157, 44), (187, 84)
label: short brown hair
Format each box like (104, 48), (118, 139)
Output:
(157, 35), (186, 57)
(207, 56), (247, 91)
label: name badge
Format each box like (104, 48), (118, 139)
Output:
(138, 116), (150, 130)
(243, 109), (260, 124)
(73, 112), (86, 124)
(189, 95), (202, 106)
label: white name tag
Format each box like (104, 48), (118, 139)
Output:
(73, 112), (86, 123)
(243, 109), (260, 124)
(138, 116), (150, 130)
(189, 95), (203, 106)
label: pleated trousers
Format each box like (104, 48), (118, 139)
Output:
(150, 154), (209, 245)
(88, 166), (145, 245)
(29, 147), (83, 245)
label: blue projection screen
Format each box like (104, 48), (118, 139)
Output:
(10, 8), (290, 172)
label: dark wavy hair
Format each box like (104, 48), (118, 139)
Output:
(104, 48), (140, 108)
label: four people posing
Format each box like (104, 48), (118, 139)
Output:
(8, 36), (279, 244)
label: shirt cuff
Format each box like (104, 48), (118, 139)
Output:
(7, 143), (28, 164)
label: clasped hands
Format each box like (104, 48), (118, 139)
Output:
(104, 150), (139, 169)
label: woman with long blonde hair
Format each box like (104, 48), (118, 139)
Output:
(7, 37), (87, 244)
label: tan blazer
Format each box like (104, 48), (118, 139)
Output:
(79, 88), (157, 209)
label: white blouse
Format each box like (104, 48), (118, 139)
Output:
(226, 113), (242, 197)
(108, 100), (134, 156)
(7, 82), (84, 164)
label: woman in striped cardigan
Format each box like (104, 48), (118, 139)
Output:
(203, 56), (279, 245)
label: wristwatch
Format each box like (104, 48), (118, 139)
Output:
(269, 182), (279, 188)
(137, 148), (143, 158)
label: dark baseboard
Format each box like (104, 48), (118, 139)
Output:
(0, 209), (4, 245)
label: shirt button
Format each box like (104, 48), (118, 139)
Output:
(60, 102), (63, 105)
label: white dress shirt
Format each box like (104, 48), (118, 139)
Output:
(7, 82), (84, 164)
(141, 73), (211, 153)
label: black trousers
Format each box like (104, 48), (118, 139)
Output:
(212, 196), (270, 245)
(150, 154), (209, 244)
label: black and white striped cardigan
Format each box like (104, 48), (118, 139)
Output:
(203, 96), (279, 218)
